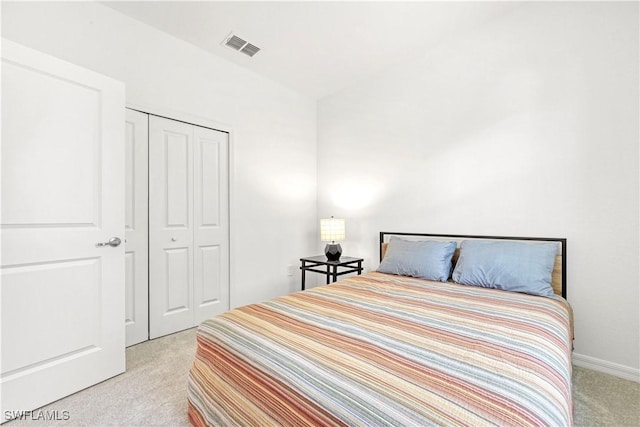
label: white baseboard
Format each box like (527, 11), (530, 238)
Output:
(573, 353), (640, 383)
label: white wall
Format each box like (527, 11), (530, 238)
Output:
(4, 0), (638, 380)
(2, 1), (318, 307)
(318, 2), (639, 377)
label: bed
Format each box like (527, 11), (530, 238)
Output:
(188, 233), (573, 426)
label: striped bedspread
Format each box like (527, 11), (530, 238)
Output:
(188, 272), (573, 427)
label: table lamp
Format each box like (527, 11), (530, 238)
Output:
(320, 216), (345, 261)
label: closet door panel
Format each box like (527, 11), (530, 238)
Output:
(166, 133), (190, 227)
(199, 246), (221, 303)
(124, 109), (149, 346)
(194, 126), (229, 323)
(149, 116), (194, 339)
(124, 252), (136, 329)
(165, 247), (190, 312)
(199, 140), (221, 226)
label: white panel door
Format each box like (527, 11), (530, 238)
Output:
(0, 39), (125, 416)
(149, 116), (194, 339)
(193, 126), (229, 323)
(125, 109), (149, 346)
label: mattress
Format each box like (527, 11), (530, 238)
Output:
(188, 271), (573, 426)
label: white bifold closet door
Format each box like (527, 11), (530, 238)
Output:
(125, 109), (149, 346)
(148, 115), (229, 339)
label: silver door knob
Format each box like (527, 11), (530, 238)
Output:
(96, 237), (122, 247)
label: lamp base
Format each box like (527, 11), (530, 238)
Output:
(324, 243), (342, 261)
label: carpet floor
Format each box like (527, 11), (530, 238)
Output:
(6, 327), (640, 426)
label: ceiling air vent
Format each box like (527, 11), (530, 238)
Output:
(241, 43), (260, 57)
(223, 33), (261, 58)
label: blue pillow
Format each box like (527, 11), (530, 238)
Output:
(377, 238), (457, 282)
(452, 240), (557, 297)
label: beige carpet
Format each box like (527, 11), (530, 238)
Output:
(6, 328), (640, 426)
(573, 364), (640, 426)
(6, 328), (198, 427)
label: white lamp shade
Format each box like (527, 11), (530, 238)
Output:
(320, 217), (345, 242)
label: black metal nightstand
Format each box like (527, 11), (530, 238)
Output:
(299, 256), (364, 290)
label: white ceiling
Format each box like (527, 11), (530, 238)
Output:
(103, 1), (519, 100)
